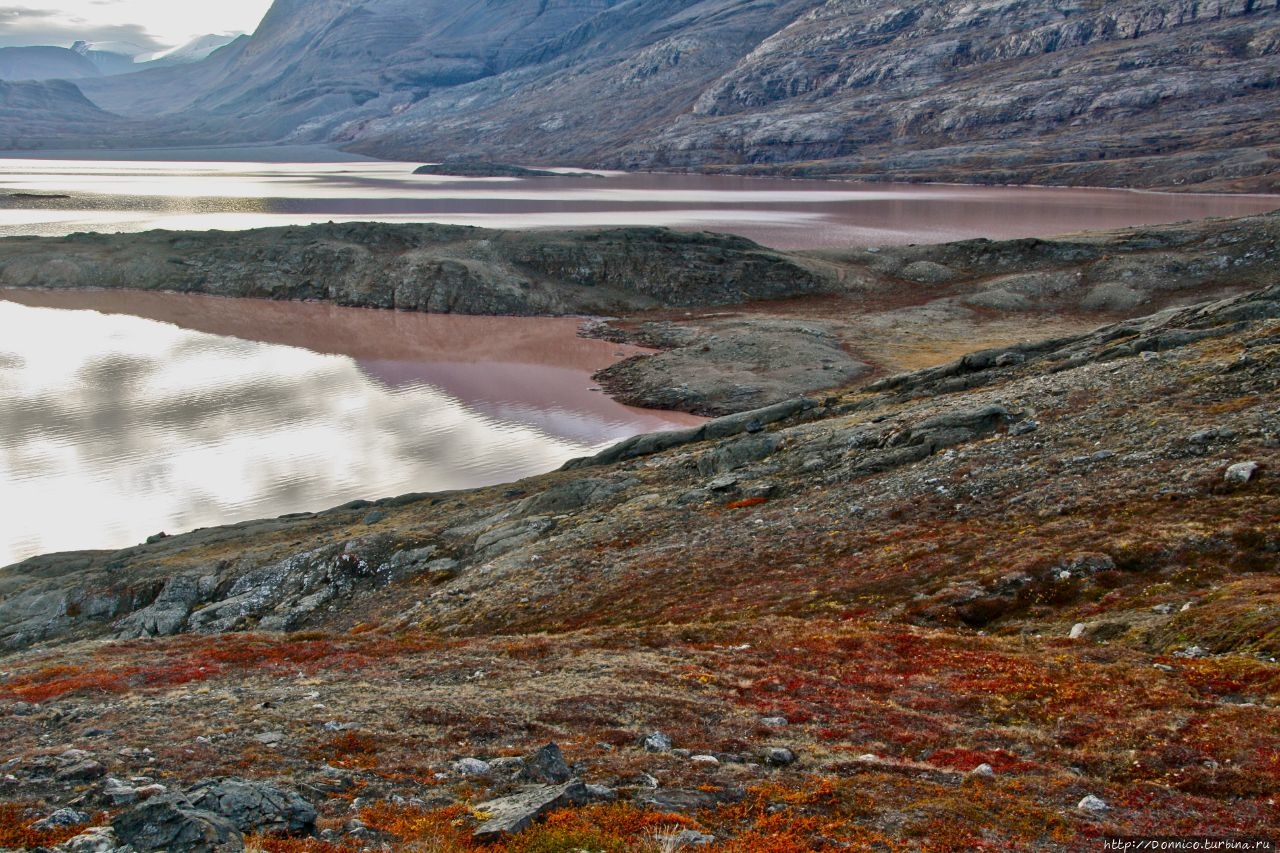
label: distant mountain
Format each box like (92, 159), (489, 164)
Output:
(0, 36), (247, 83)
(0, 46), (99, 81)
(0, 79), (122, 148)
(71, 40), (150, 76)
(18, 0), (1280, 190)
(138, 33), (245, 67)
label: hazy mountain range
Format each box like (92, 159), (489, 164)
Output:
(0, 34), (244, 82)
(1, 0), (1277, 190)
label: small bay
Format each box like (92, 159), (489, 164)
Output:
(0, 289), (702, 566)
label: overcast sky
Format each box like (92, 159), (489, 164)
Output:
(0, 0), (274, 51)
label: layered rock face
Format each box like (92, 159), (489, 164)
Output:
(630, 0), (1280, 189)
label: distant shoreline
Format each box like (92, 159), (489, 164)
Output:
(0, 143), (386, 163)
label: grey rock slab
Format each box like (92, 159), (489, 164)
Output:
(472, 780), (588, 842)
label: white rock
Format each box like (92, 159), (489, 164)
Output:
(1225, 461), (1259, 484)
(1069, 623), (1087, 639)
(453, 758), (492, 776)
(690, 754), (720, 766)
(1078, 794), (1109, 813)
(970, 763), (996, 779)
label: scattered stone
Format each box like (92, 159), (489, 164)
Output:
(642, 732), (673, 753)
(518, 743), (572, 784)
(970, 763), (996, 779)
(453, 758), (492, 777)
(55, 825), (118, 853)
(657, 829), (718, 847)
(322, 721), (359, 732)
(994, 352), (1026, 367)
(1077, 794), (1109, 813)
(1174, 645), (1211, 659)
(858, 754), (880, 762)
(1142, 351), (1160, 362)
(690, 754), (720, 766)
(186, 777), (317, 836)
(1069, 623), (1087, 639)
(362, 510), (388, 525)
(584, 784), (618, 802)
(56, 760), (106, 782)
(636, 787), (746, 813)
(253, 731), (285, 746)
(760, 716), (789, 727)
(1225, 461), (1259, 484)
(102, 777), (141, 806)
(111, 793), (244, 853)
(1010, 420), (1040, 436)
(31, 809), (90, 831)
(763, 747), (797, 767)
(472, 781), (588, 842)
(707, 475), (740, 492)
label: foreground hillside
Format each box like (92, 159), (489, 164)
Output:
(0, 216), (1277, 850)
(6, 0), (1277, 190)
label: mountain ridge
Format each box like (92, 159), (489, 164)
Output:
(5, 0), (1273, 190)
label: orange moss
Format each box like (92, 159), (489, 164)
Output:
(0, 803), (94, 849)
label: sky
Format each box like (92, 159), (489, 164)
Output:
(0, 0), (275, 51)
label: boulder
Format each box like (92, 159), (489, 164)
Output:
(518, 743), (572, 784)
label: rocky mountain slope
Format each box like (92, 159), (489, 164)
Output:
(0, 80), (125, 150)
(7, 0), (1274, 190)
(0, 213), (1277, 850)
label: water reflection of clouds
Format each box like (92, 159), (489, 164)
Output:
(0, 298), (694, 567)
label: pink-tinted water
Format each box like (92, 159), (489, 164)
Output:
(1, 159), (1276, 249)
(0, 289), (703, 566)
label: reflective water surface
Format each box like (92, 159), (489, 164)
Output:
(1, 159), (1277, 249)
(0, 290), (703, 566)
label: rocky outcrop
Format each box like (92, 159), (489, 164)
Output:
(0, 223), (831, 316)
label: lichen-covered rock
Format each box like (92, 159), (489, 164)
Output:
(472, 781), (588, 842)
(111, 793), (243, 853)
(186, 777), (317, 837)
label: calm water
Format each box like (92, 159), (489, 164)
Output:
(2, 157), (1277, 565)
(0, 289), (703, 567)
(1, 158), (1277, 249)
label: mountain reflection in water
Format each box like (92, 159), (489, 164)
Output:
(0, 290), (703, 567)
